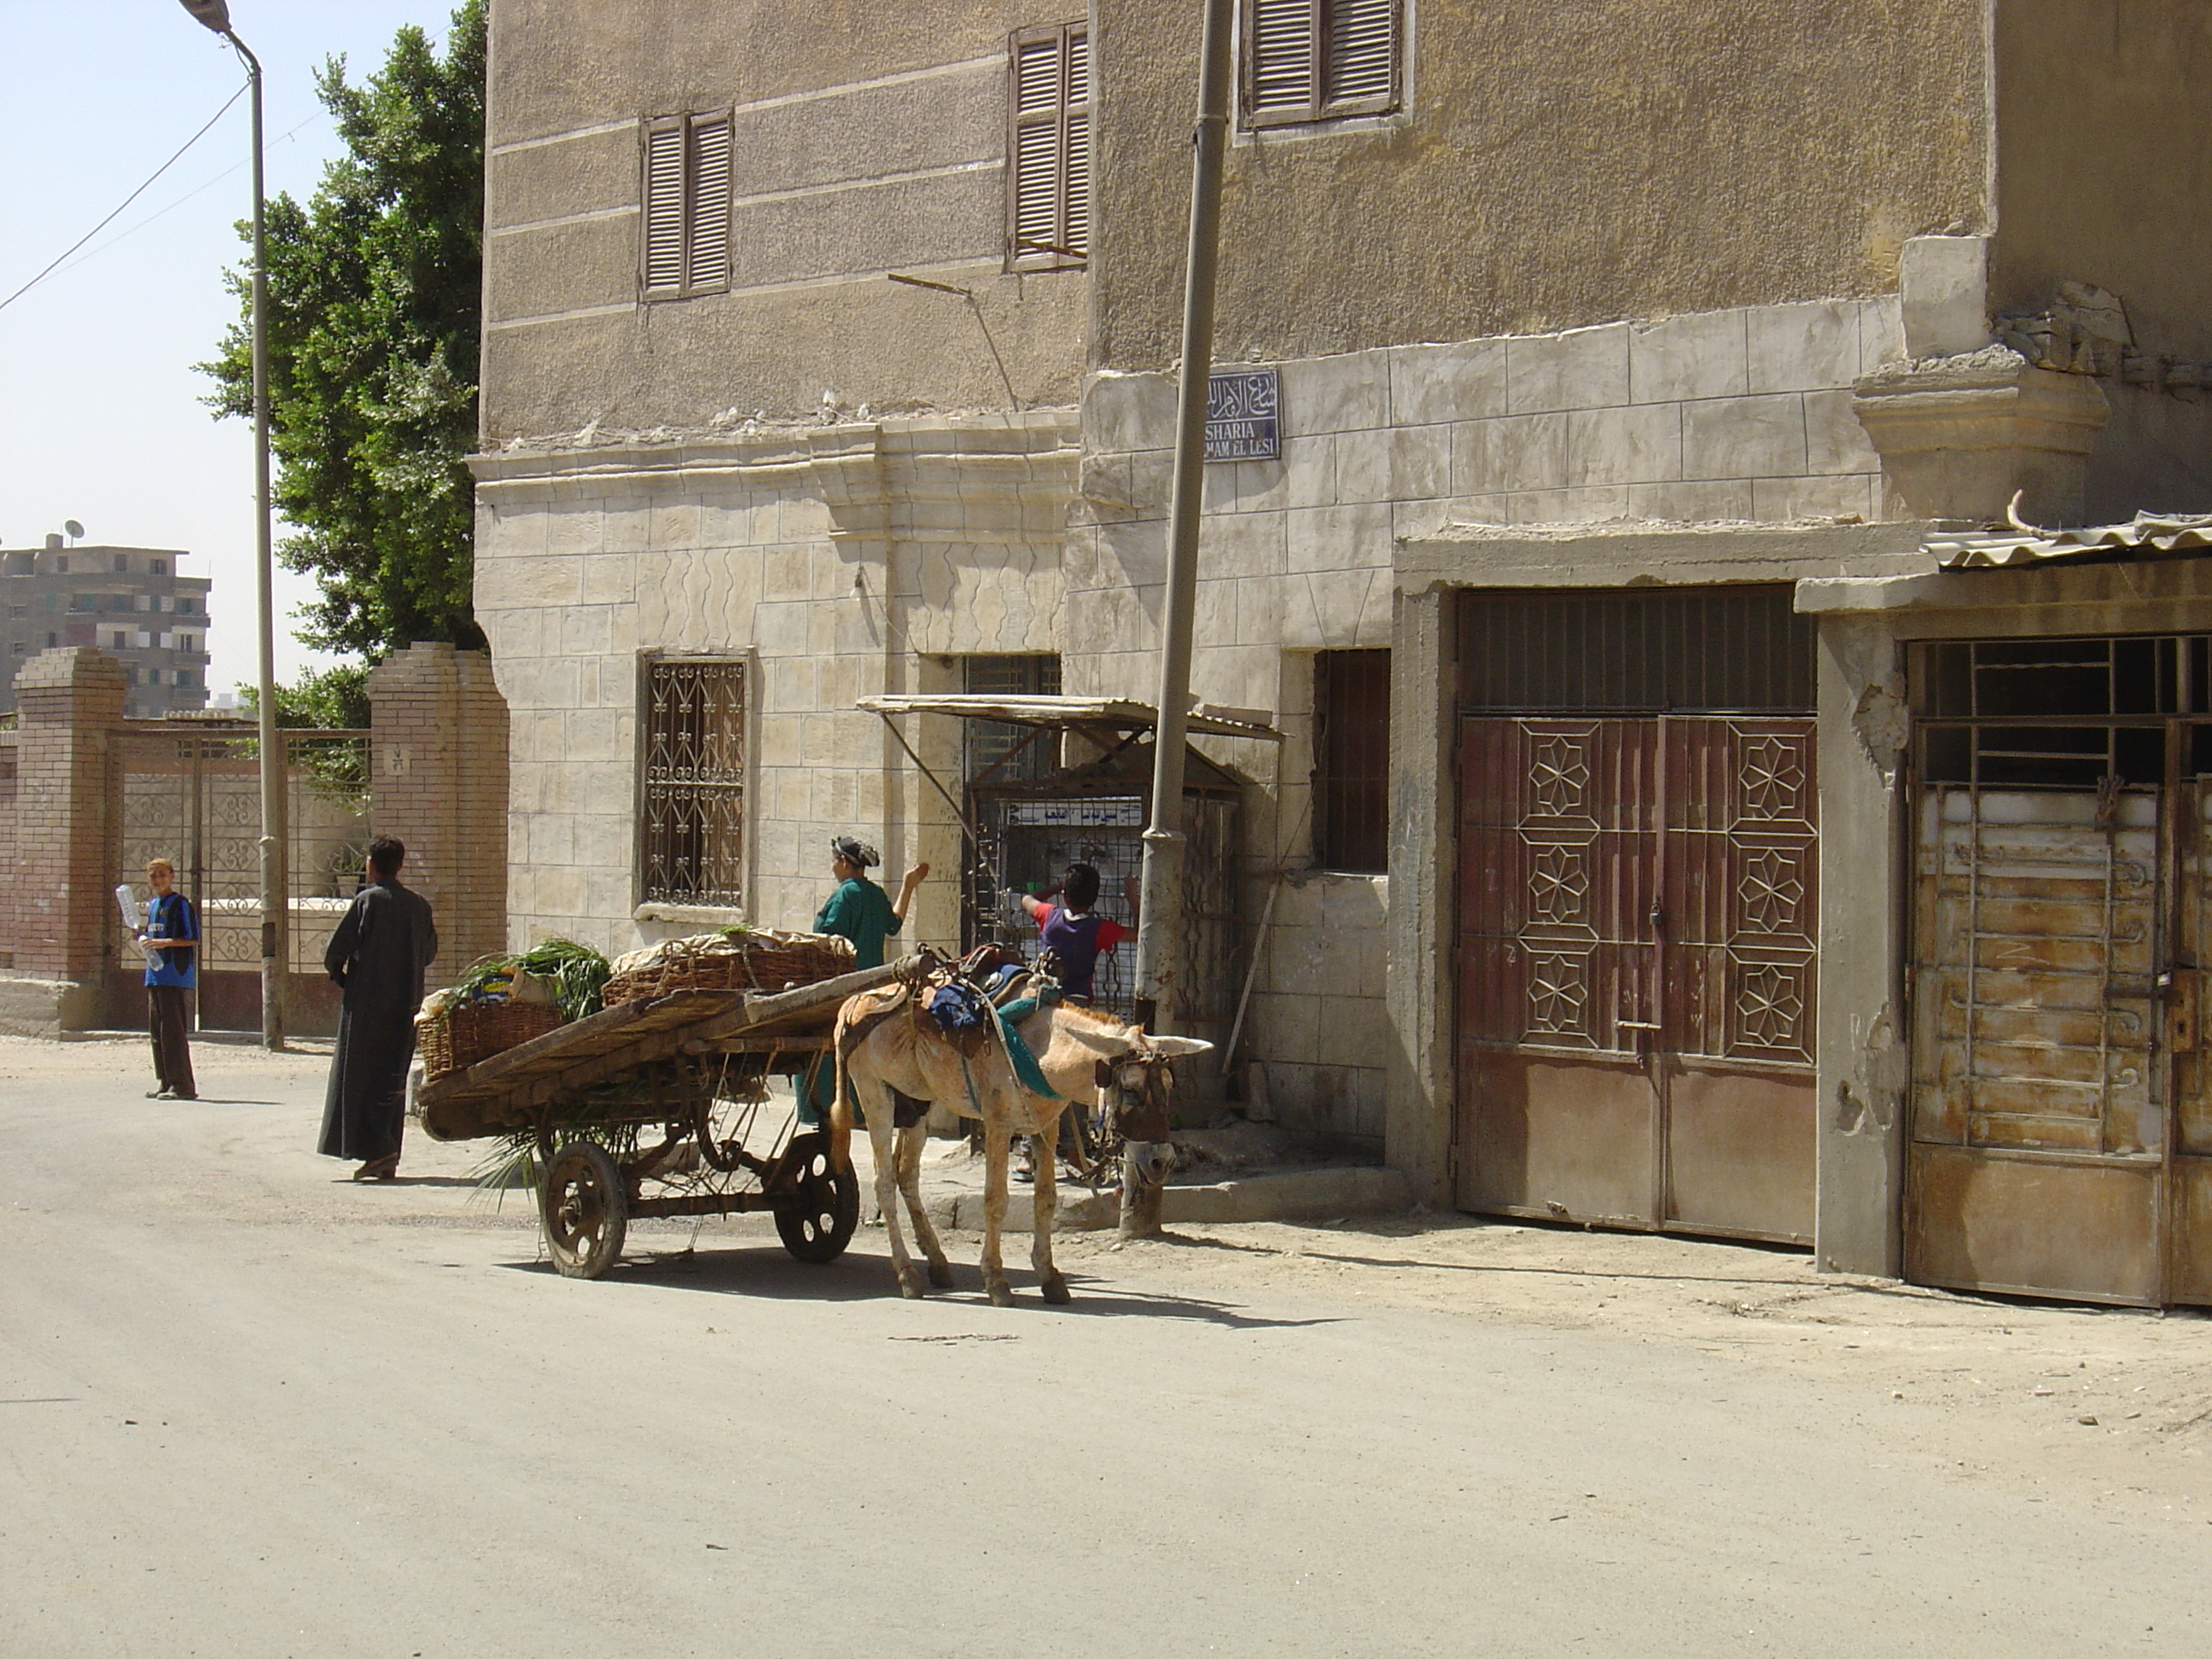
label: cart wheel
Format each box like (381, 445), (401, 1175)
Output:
(543, 1140), (627, 1279)
(776, 1132), (858, 1264)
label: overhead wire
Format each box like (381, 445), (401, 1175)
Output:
(0, 80), (249, 316)
(50, 109), (329, 282)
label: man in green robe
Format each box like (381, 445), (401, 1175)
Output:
(801, 835), (927, 1124)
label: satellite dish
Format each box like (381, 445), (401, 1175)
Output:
(62, 521), (84, 543)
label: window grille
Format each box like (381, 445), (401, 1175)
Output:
(963, 655), (1062, 784)
(1008, 24), (1089, 270)
(1315, 649), (1390, 872)
(641, 658), (747, 906)
(1244, 0), (1400, 127)
(1458, 586), (1814, 714)
(642, 111), (734, 300)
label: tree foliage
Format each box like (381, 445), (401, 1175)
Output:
(239, 661), (372, 731)
(202, 2), (486, 664)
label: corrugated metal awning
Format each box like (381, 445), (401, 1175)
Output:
(857, 694), (1283, 741)
(1930, 512), (2212, 569)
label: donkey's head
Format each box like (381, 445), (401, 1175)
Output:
(1059, 1011), (1211, 1099)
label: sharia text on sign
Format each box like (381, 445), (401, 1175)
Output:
(1205, 368), (1280, 462)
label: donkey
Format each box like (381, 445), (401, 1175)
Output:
(828, 987), (1209, 1306)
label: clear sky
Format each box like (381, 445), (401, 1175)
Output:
(1, 0), (470, 697)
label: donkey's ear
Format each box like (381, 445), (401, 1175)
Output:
(1149, 1035), (1213, 1057)
(1060, 1020), (1126, 1056)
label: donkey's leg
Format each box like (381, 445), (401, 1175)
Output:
(980, 1114), (1016, 1307)
(859, 1078), (925, 1299)
(1030, 1103), (1070, 1303)
(894, 1119), (954, 1288)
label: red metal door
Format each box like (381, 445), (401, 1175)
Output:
(1455, 716), (1818, 1243)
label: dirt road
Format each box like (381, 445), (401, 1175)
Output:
(3, 1034), (2208, 1656)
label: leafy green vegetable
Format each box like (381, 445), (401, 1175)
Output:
(450, 938), (610, 1022)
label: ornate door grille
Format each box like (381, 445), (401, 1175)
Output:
(642, 659), (746, 907)
(1456, 714), (1819, 1243)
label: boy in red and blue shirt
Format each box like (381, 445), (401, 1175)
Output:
(1016, 862), (1129, 1002)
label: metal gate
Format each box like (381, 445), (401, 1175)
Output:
(1457, 716), (1819, 1241)
(114, 718), (370, 1031)
(1906, 632), (2212, 1305)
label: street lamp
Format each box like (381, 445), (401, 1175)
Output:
(179, 0), (288, 1049)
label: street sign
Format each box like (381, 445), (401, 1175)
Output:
(1204, 367), (1280, 462)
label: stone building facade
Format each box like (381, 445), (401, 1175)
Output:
(477, 1), (2212, 1299)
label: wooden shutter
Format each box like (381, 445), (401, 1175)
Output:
(1324, 0), (1397, 110)
(1249, 0), (1318, 119)
(1063, 28), (1090, 257)
(1007, 24), (1088, 271)
(643, 118), (686, 294)
(1245, 0), (1399, 126)
(686, 113), (733, 292)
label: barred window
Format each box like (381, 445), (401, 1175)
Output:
(642, 111), (733, 300)
(1008, 24), (1089, 270)
(1243, 0), (1400, 128)
(641, 659), (746, 907)
(1314, 649), (1389, 873)
(963, 654), (1062, 783)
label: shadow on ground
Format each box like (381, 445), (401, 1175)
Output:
(495, 1243), (1339, 1329)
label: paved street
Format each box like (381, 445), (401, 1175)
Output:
(3, 1033), (2210, 1658)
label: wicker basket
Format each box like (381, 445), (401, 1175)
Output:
(602, 933), (855, 1007)
(419, 998), (568, 1080)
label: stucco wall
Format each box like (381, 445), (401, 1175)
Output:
(1091, 0), (1989, 373)
(482, 0), (1087, 437)
(1991, 0), (2212, 518)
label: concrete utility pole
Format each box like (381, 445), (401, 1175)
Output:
(1126, 0), (1234, 1238)
(178, 0), (288, 1048)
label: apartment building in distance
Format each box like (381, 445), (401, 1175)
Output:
(2, 536), (212, 719)
(474, 1), (2212, 1307)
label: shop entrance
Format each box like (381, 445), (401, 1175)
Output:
(1453, 588), (1819, 1243)
(1908, 633), (2212, 1305)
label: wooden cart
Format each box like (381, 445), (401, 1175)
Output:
(416, 959), (903, 1279)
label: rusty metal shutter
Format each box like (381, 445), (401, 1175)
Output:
(1458, 587), (1815, 715)
(642, 119), (685, 294)
(1316, 649), (1391, 872)
(1008, 25), (1088, 270)
(686, 114), (732, 291)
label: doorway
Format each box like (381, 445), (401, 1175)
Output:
(1907, 633), (2212, 1305)
(1453, 587), (1819, 1243)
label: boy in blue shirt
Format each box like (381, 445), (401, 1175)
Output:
(136, 859), (198, 1101)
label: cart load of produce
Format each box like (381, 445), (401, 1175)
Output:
(416, 939), (612, 1080)
(602, 925), (855, 1006)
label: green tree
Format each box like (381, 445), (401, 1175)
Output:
(202, 2), (486, 666)
(239, 661), (372, 731)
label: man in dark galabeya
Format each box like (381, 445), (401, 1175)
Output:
(318, 834), (439, 1181)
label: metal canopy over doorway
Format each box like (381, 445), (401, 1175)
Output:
(856, 695), (1280, 1031)
(1453, 587), (1820, 1244)
(1908, 632), (2212, 1307)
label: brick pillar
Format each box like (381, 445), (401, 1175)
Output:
(4, 649), (128, 997)
(368, 643), (510, 989)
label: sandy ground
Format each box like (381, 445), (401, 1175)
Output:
(3, 1032), (2209, 1656)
